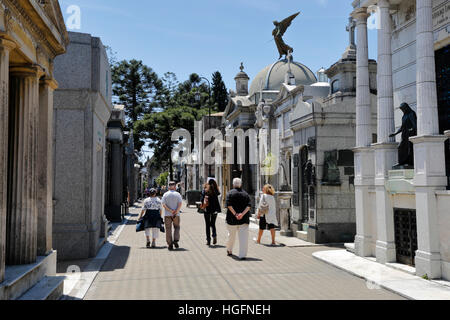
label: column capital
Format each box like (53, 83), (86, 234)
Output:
(377, 0), (391, 7)
(351, 7), (370, 21)
(40, 77), (58, 90)
(10, 64), (45, 78)
(0, 35), (16, 52)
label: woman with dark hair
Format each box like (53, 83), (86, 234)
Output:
(200, 179), (221, 246)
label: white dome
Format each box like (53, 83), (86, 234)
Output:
(249, 58), (317, 96)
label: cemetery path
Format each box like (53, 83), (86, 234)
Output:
(83, 201), (404, 300)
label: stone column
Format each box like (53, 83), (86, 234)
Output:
(37, 77), (58, 256)
(374, 0), (398, 264)
(410, 0), (447, 279)
(6, 65), (42, 265)
(352, 8), (375, 257)
(0, 36), (16, 283)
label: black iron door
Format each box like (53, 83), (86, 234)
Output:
(394, 209), (418, 266)
(435, 44), (450, 188)
(300, 147), (309, 223)
(293, 154), (300, 207)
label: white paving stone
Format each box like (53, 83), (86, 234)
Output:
(313, 249), (450, 300)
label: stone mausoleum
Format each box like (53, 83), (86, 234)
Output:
(52, 31), (112, 260)
(0, 0), (68, 300)
(348, 0), (450, 280)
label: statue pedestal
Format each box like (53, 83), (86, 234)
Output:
(276, 191), (293, 237)
(386, 169), (415, 194)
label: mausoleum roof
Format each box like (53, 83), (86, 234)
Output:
(249, 58), (317, 97)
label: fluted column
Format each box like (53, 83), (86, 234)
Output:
(0, 37), (16, 283)
(374, 0), (398, 264)
(410, 0), (447, 279)
(37, 77), (58, 256)
(351, 8), (375, 257)
(415, 0), (439, 136)
(6, 65), (42, 265)
(377, 0), (395, 143)
(353, 8), (372, 148)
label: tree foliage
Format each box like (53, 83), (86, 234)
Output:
(112, 59), (162, 150)
(211, 71), (228, 112)
(155, 172), (169, 187)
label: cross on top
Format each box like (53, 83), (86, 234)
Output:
(346, 17), (356, 47)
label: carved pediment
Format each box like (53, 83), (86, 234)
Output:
(39, 0), (66, 36)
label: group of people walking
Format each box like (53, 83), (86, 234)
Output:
(137, 178), (279, 260)
(138, 181), (182, 250)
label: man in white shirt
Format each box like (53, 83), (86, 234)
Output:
(161, 181), (183, 250)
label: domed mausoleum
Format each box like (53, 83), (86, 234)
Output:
(249, 57), (317, 98)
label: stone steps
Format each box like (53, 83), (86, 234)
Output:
(0, 251), (58, 300)
(345, 242), (355, 253)
(18, 276), (65, 300)
(296, 230), (308, 241)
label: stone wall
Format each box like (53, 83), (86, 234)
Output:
(52, 32), (112, 260)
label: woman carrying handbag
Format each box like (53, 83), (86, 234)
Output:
(256, 184), (278, 245)
(200, 179), (221, 246)
(137, 188), (164, 248)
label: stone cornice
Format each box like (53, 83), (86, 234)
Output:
(4, 0), (67, 58)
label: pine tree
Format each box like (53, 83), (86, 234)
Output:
(211, 71), (228, 112)
(112, 59), (162, 150)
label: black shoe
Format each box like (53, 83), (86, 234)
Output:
(213, 237), (217, 245)
(174, 241), (179, 249)
(146, 241), (151, 248)
(168, 244), (174, 251)
(227, 251), (232, 256)
(206, 240), (211, 246)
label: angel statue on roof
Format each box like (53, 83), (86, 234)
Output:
(272, 12), (301, 60)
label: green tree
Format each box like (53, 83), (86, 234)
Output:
(211, 71), (228, 112)
(156, 172), (169, 187)
(135, 105), (209, 181)
(112, 59), (162, 150)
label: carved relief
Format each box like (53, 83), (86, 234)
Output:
(4, 8), (14, 32)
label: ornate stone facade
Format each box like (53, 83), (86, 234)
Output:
(350, 0), (450, 280)
(0, 0), (68, 299)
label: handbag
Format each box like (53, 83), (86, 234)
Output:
(259, 194), (269, 216)
(200, 195), (209, 210)
(160, 217), (165, 233)
(136, 219), (145, 232)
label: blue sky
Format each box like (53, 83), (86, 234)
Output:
(59, 0), (378, 91)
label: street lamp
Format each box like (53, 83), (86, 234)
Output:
(195, 76), (213, 178)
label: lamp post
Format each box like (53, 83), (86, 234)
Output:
(195, 76), (213, 178)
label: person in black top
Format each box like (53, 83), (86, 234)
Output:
(225, 178), (251, 260)
(200, 179), (222, 246)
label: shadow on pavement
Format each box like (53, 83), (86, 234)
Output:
(230, 256), (262, 262)
(207, 245), (226, 249)
(100, 245), (131, 272)
(138, 246), (168, 250)
(262, 244), (285, 248)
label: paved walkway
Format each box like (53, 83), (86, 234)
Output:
(83, 202), (403, 300)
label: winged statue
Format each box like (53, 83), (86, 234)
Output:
(272, 12), (301, 60)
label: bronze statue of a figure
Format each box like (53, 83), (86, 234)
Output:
(273, 12), (300, 60)
(390, 103), (417, 168)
